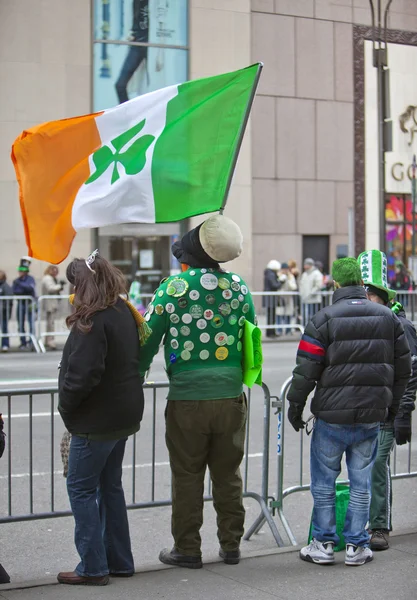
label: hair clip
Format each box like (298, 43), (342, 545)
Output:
(85, 249), (99, 273)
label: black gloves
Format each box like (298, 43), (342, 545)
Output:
(394, 414), (412, 445)
(288, 403), (305, 432)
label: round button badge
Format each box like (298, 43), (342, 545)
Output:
(178, 297), (188, 309)
(145, 313), (151, 322)
(204, 309), (214, 320)
(211, 315), (224, 329)
(238, 328), (244, 339)
(170, 327), (179, 337)
(189, 270), (196, 276)
(215, 347), (229, 361)
(242, 303), (249, 314)
(184, 341), (194, 351)
(239, 316), (246, 326)
(182, 313), (192, 324)
(169, 278), (189, 297)
(238, 294), (244, 303)
(215, 332), (228, 346)
(231, 281), (240, 292)
(200, 332), (210, 343)
(228, 314), (238, 326)
(181, 350), (191, 361)
(158, 290), (164, 297)
(170, 314), (180, 324)
(232, 274), (241, 282)
(148, 304), (155, 315)
(180, 325), (191, 336)
(218, 277), (230, 290)
(155, 304), (164, 315)
(231, 299), (240, 310)
(189, 290), (200, 301)
(218, 303), (231, 317)
(166, 303), (175, 314)
(222, 289), (233, 300)
(241, 285), (248, 296)
(200, 350), (210, 360)
(237, 342), (242, 352)
(171, 339), (179, 350)
(227, 335), (235, 346)
(190, 305), (203, 319)
(200, 273), (218, 291)
(205, 294), (216, 305)
(196, 319), (207, 330)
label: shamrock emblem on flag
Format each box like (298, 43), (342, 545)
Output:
(85, 118), (155, 185)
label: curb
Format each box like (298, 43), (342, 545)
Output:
(2, 529), (417, 592)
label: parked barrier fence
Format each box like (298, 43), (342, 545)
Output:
(2, 291), (417, 352)
(0, 381), (284, 545)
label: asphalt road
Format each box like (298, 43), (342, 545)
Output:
(0, 344), (416, 583)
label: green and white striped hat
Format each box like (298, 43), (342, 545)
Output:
(357, 250), (396, 301)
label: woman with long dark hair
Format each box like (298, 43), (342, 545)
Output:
(57, 251), (148, 586)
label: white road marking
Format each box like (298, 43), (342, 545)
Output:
(0, 453), (263, 480)
(0, 378), (58, 387)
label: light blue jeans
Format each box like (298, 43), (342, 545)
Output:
(310, 418), (379, 547)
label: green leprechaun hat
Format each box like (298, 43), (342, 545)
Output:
(357, 250), (396, 301)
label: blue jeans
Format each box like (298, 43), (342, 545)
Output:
(17, 300), (34, 346)
(310, 418), (379, 547)
(67, 436), (134, 577)
(1, 312), (9, 348)
(115, 45), (147, 103)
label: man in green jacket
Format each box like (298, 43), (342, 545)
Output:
(140, 215), (256, 568)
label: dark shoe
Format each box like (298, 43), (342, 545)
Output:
(219, 548), (241, 565)
(57, 571), (109, 586)
(370, 529), (389, 551)
(110, 572), (134, 578)
(0, 563), (10, 584)
(159, 547), (202, 569)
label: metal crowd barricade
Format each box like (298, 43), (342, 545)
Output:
(0, 296), (40, 353)
(0, 381), (284, 545)
(267, 377), (417, 546)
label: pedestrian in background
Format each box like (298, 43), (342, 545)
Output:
(276, 263), (297, 335)
(57, 251), (147, 586)
(12, 258), (36, 350)
(263, 260), (281, 338)
(299, 258), (323, 324)
(41, 265), (66, 350)
(0, 271), (13, 352)
(287, 257), (411, 567)
(140, 215), (256, 569)
(359, 250), (417, 551)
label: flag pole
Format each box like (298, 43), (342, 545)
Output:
(219, 62), (264, 214)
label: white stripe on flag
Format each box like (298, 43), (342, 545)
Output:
(72, 84), (179, 230)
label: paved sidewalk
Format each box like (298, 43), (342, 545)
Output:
(0, 532), (416, 600)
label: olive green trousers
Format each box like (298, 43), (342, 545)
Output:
(165, 396), (247, 557)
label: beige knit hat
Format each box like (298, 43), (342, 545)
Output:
(199, 215), (243, 263)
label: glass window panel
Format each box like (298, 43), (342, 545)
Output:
(94, 0), (188, 47)
(385, 195), (404, 222)
(93, 43), (187, 111)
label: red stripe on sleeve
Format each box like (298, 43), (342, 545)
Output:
(298, 340), (325, 356)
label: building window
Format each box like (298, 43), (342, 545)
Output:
(385, 194), (414, 281)
(93, 0), (188, 111)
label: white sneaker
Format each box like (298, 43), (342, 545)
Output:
(1, 347), (8, 353)
(345, 544), (373, 566)
(300, 539), (335, 564)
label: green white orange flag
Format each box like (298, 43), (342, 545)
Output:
(11, 63), (262, 264)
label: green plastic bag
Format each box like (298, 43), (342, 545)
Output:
(308, 482), (350, 552)
(242, 320), (263, 388)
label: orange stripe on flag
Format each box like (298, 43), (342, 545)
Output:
(11, 112), (103, 264)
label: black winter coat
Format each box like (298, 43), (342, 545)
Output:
(263, 268), (281, 309)
(287, 286), (411, 424)
(58, 298), (144, 434)
(394, 306), (417, 421)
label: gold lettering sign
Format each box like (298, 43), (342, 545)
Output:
(391, 162), (405, 181)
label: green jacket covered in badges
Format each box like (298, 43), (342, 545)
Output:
(139, 268), (256, 400)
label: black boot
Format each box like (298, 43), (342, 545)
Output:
(219, 548), (241, 565)
(0, 563), (10, 584)
(159, 547), (202, 569)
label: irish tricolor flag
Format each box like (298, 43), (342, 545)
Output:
(11, 63), (262, 264)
